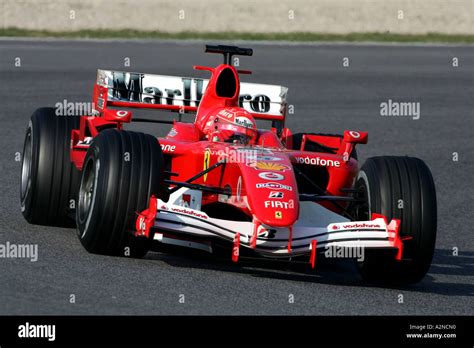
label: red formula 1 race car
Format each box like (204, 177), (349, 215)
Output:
(20, 45), (437, 284)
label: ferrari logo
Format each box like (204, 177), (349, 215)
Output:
(254, 162), (289, 171)
(203, 149), (211, 182)
(275, 211), (283, 219)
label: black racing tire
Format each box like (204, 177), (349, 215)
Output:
(291, 133), (357, 160)
(352, 156), (437, 285)
(20, 107), (81, 227)
(76, 129), (164, 258)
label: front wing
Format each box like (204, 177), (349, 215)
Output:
(136, 189), (406, 264)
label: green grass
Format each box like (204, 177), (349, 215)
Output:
(1, 27), (473, 44)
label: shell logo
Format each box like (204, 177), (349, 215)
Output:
(254, 162), (289, 171)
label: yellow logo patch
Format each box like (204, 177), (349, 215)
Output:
(254, 162), (289, 171)
(203, 149), (211, 182)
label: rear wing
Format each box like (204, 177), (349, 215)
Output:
(93, 69), (288, 121)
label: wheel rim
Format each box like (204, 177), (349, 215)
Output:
(20, 127), (33, 202)
(352, 172), (371, 221)
(78, 157), (95, 223)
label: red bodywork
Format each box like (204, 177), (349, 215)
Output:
(70, 59), (369, 238)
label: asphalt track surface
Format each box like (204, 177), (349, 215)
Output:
(0, 39), (472, 315)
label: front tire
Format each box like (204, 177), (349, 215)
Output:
(352, 156), (437, 285)
(76, 129), (164, 258)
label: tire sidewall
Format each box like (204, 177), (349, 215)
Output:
(20, 120), (36, 214)
(76, 145), (102, 244)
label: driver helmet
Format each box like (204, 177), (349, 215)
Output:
(203, 107), (258, 145)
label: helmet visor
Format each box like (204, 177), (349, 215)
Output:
(218, 124), (255, 144)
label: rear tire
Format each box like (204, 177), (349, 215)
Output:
(352, 156), (437, 285)
(76, 129), (164, 258)
(20, 107), (81, 227)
